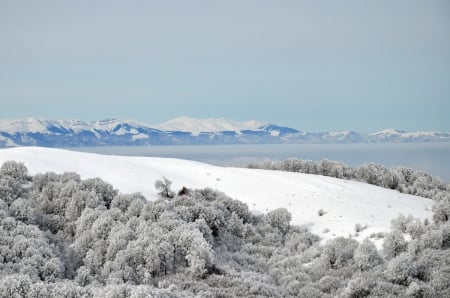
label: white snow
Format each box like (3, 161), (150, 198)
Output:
(370, 129), (404, 136)
(89, 119), (145, 132)
(0, 117), (50, 134)
(270, 130), (280, 137)
(370, 129), (444, 138)
(329, 131), (351, 136)
(0, 117), (149, 135)
(402, 131), (443, 138)
(132, 133), (149, 141)
(0, 147), (433, 244)
(151, 116), (262, 135)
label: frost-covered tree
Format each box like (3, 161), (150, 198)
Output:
(0, 161), (28, 181)
(184, 229), (214, 277)
(433, 196), (450, 222)
(0, 161), (29, 205)
(9, 197), (33, 223)
(354, 239), (381, 271)
(344, 272), (376, 298)
(384, 253), (413, 285)
(319, 159), (344, 178)
(320, 237), (358, 269)
(353, 163), (386, 185)
(0, 274), (32, 298)
(265, 208), (292, 235)
(155, 176), (174, 198)
(383, 231), (407, 259)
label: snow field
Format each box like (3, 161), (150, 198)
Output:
(0, 147), (433, 245)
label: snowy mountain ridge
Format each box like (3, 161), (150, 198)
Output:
(151, 116), (263, 135)
(0, 117), (449, 147)
(0, 117), (147, 134)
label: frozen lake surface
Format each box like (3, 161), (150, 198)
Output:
(69, 143), (450, 181)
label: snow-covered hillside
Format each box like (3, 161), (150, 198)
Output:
(0, 147), (433, 244)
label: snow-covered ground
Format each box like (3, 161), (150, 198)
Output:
(0, 147), (433, 244)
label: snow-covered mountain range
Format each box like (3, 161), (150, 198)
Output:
(0, 147), (433, 243)
(0, 117), (449, 147)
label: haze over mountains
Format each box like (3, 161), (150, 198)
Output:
(0, 117), (449, 148)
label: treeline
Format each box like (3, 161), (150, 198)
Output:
(0, 161), (450, 297)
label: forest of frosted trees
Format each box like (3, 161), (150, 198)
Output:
(0, 160), (449, 297)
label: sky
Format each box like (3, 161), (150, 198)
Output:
(0, 0), (449, 133)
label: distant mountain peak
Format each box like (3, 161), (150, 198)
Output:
(259, 124), (301, 136)
(0, 117), (48, 134)
(370, 128), (406, 135)
(96, 118), (121, 123)
(150, 116), (263, 134)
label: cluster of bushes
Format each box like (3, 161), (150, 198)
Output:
(0, 160), (449, 297)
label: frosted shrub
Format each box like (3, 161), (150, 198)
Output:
(354, 239), (381, 271)
(383, 231), (407, 259)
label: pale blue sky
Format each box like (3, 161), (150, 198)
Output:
(1, 0), (449, 132)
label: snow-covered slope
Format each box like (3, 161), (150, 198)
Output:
(151, 116), (262, 134)
(0, 147), (433, 244)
